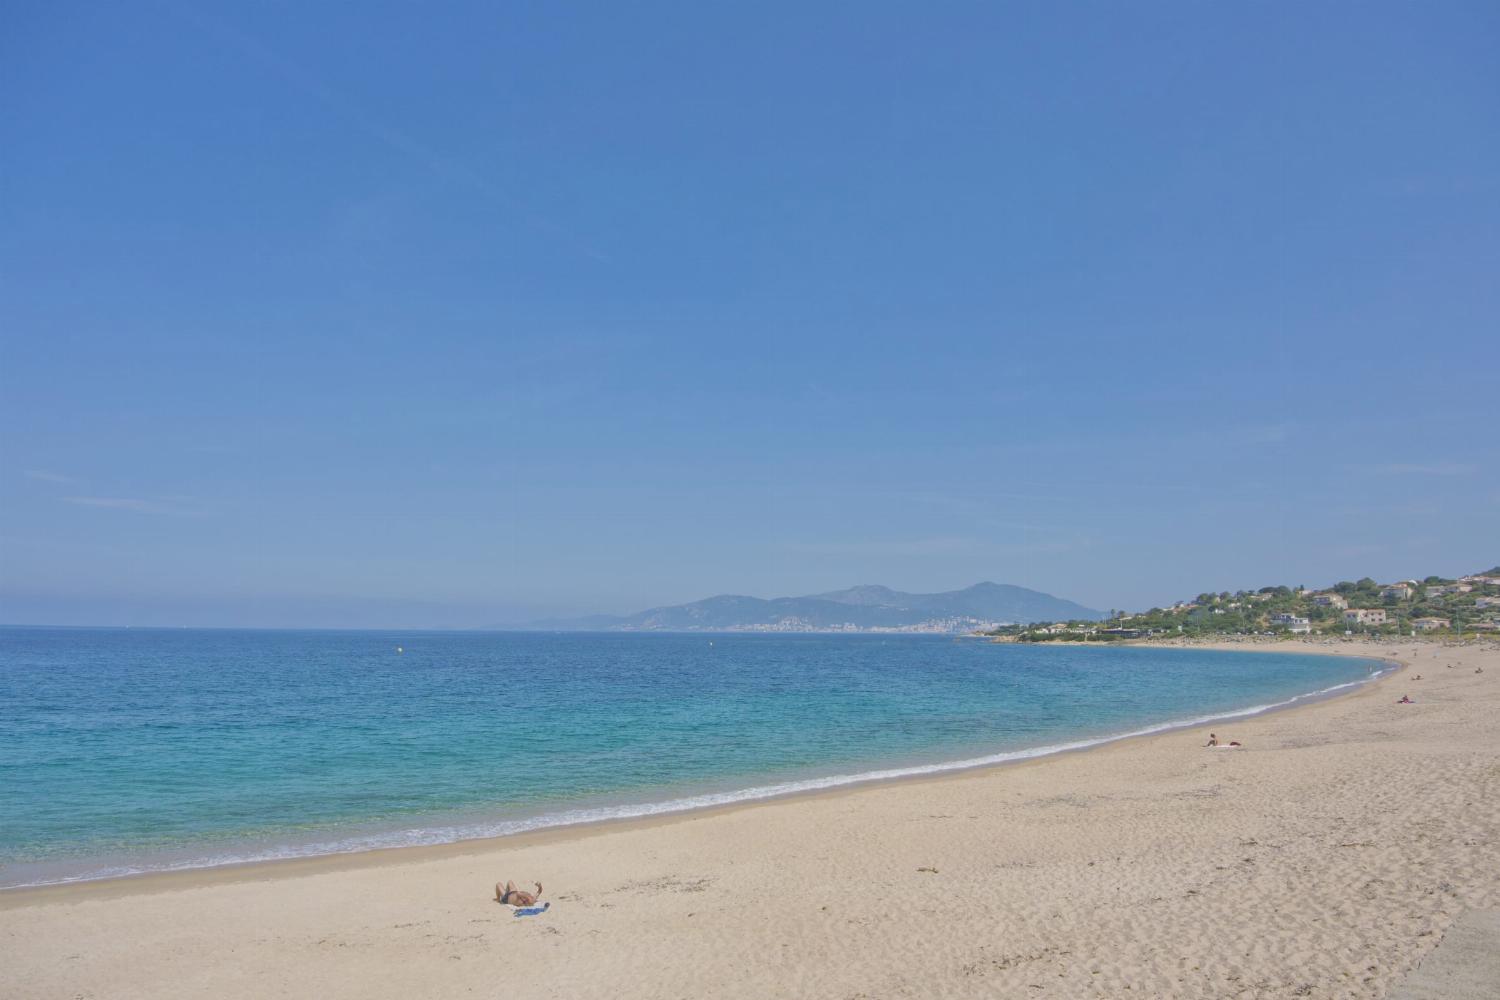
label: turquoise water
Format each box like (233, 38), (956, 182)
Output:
(0, 628), (1384, 887)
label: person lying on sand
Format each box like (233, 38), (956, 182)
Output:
(1397, 695), (1413, 704)
(1205, 733), (1241, 747)
(495, 880), (543, 906)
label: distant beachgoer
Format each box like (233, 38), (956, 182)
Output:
(1397, 695), (1413, 704)
(1205, 733), (1241, 748)
(496, 880), (543, 906)
(1414, 674), (1422, 680)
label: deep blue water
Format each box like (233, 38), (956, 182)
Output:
(0, 628), (1384, 887)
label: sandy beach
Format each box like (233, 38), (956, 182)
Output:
(3, 638), (1497, 999)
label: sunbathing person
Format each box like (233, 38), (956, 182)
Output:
(495, 880), (543, 906)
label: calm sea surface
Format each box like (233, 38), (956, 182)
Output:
(0, 628), (1384, 887)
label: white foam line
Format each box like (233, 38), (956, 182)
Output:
(2, 664), (1391, 889)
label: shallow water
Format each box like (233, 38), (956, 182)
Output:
(0, 628), (1382, 887)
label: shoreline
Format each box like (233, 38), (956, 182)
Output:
(5, 636), (1496, 999)
(0, 638), (1403, 905)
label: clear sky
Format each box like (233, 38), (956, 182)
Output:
(3, 2), (1497, 628)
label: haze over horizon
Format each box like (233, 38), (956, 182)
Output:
(3, 2), (1498, 629)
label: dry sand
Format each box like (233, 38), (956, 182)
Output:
(3, 639), (1498, 999)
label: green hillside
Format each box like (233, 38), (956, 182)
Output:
(990, 567), (1500, 642)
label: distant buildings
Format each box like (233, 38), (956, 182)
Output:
(1412, 617), (1450, 632)
(1343, 608), (1387, 626)
(1312, 593), (1348, 609)
(1379, 584), (1414, 600)
(714, 615), (1009, 634)
(1271, 613), (1312, 634)
(1424, 583), (1472, 597)
(1476, 597), (1500, 610)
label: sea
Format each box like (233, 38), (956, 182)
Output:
(0, 627), (1387, 889)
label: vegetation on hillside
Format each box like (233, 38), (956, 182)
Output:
(988, 567), (1500, 642)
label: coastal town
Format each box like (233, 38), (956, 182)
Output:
(704, 615), (1009, 634)
(991, 568), (1500, 642)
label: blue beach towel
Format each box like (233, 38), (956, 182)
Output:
(513, 901), (550, 918)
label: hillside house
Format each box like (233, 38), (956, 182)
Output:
(1312, 593), (1348, 609)
(1425, 584), (1472, 597)
(1343, 608), (1387, 626)
(1272, 613), (1312, 634)
(1412, 617), (1450, 632)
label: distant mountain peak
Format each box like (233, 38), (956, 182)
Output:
(520, 582), (1101, 632)
(811, 584), (906, 607)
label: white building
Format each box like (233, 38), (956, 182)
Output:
(1380, 584), (1414, 600)
(1272, 613), (1312, 634)
(1031, 623), (1074, 635)
(1343, 608), (1387, 626)
(1412, 617), (1450, 632)
(1312, 593), (1348, 609)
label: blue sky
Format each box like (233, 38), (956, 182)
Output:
(3, 1), (1497, 627)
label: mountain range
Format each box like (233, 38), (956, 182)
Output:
(519, 583), (1102, 632)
